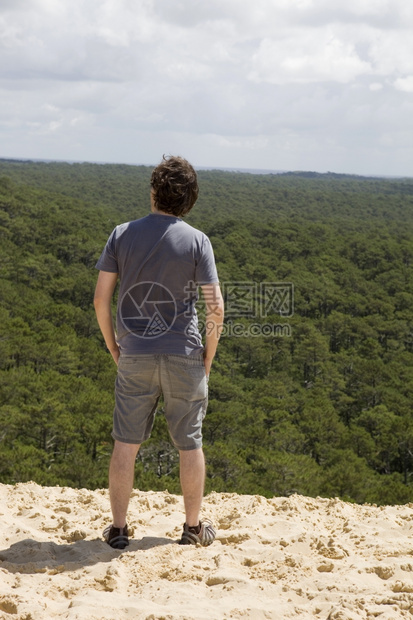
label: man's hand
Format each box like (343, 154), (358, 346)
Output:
(203, 352), (213, 377)
(109, 344), (120, 365)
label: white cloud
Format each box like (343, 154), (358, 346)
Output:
(249, 30), (371, 85)
(215, 135), (269, 150)
(394, 76), (413, 92)
(0, 0), (412, 175)
(368, 30), (413, 75)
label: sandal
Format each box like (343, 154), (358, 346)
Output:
(178, 519), (216, 546)
(103, 524), (129, 549)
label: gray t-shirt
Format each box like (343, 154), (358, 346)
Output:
(95, 213), (219, 355)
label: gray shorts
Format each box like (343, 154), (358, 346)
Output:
(113, 353), (208, 451)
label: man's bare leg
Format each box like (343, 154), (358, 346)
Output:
(109, 440), (140, 528)
(179, 448), (205, 527)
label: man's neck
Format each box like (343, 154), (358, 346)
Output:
(150, 207), (176, 217)
(150, 191), (177, 217)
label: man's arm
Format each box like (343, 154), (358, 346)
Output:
(200, 283), (224, 376)
(94, 270), (120, 365)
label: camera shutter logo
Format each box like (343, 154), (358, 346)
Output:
(120, 282), (177, 339)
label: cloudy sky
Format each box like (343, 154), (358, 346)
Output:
(1, 0), (412, 176)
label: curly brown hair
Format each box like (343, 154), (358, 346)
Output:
(150, 155), (199, 217)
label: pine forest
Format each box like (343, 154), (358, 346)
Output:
(1, 159), (413, 506)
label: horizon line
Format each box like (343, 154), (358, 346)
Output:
(0, 155), (410, 180)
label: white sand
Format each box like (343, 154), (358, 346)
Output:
(0, 482), (413, 619)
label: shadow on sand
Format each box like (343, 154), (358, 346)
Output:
(0, 535), (176, 574)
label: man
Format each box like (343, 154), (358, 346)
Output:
(94, 155), (224, 549)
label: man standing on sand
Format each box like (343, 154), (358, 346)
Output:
(94, 155), (224, 549)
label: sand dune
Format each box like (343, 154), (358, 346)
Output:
(0, 482), (413, 619)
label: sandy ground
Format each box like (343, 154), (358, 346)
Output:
(0, 482), (413, 619)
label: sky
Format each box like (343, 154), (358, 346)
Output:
(0, 0), (412, 177)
